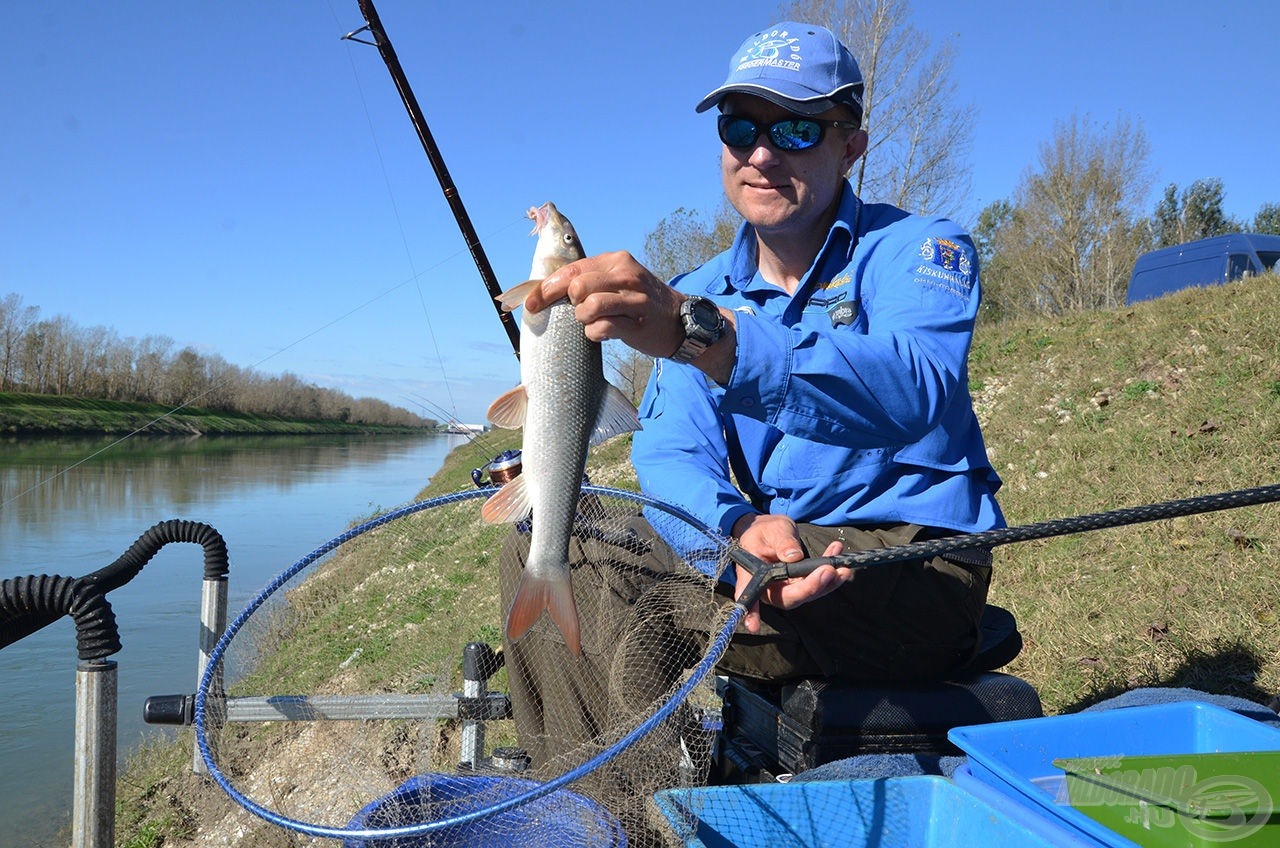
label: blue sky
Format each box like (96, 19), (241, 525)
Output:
(4, 1), (1276, 425)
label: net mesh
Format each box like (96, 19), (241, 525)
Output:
(197, 485), (734, 847)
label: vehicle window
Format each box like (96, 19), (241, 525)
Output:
(1226, 253), (1252, 280)
(1256, 251), (1280, 271)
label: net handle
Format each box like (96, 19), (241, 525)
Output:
(729, 482), (1280, 611)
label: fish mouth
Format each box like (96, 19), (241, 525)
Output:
(527, 202), (551, 235)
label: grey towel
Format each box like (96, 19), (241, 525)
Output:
(1081, 686), (1280, 726)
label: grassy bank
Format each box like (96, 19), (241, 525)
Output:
(0, 392), (433, 436)
(112, 275), (1280, 846)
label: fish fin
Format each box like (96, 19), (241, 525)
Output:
(480, 474), (531, 524)
(495, 279), (543, 313)
(589, 382), (643, 447)
(506, 569), (582, 657)
(487, 385), (528, 429)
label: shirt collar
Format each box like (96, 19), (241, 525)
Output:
(723, 182), (861, 295)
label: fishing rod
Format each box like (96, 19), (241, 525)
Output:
(343, 1), (521, 358)
(730, 481), (1280, 608)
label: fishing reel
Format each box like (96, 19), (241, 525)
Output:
(472, 449), (523, 489)
(470, 449), (643, 550)
(473, 450), (531, 535)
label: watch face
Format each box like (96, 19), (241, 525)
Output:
(690, 298), (720, 331)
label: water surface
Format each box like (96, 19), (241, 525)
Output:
(0, 432), (477, 845)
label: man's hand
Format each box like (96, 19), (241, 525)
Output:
(527, 252), (736, 382)
(731, 513), (852, 634)
(525, 252), (684, 356)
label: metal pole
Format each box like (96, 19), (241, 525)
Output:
(194, 577), (228, 775)
(347, 0), (522, 357)
(73, 660), (117, 848)
(459, 644), (487, 768)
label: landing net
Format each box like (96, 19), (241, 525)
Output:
(195, 485), (738, 846)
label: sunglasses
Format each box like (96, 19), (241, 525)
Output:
(717, 114), (859, 152)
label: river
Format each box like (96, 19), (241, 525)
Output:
(0, 432), (481, 846)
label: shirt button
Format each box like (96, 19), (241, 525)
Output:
(741, 398), (755, 408)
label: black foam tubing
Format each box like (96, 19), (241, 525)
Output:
(0, 519), (228, 657)
(0, 574), (120, 660)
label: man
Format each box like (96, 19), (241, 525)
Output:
(514, 21), (1003, 688)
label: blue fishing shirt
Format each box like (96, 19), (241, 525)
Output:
(632, 183), (1005, 539)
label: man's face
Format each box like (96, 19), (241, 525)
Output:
(719, 94), (865, 239)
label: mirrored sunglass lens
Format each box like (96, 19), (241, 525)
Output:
(720, 116), (759, 148)
(769, 120), (823, 150)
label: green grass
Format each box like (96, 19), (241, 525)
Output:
(0, 391), (432, 435)
(971, 274), (1280, 713)
(113, 274), (1280, 844)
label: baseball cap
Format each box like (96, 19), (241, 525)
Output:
(695, 22), (864, 118)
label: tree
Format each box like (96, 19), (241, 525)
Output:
(0, 293), (37, 391)
(166, 347), (209, 406)
(972, 199), (1012, 269)
(1254, 202), (1280, 235)
(0, 291), (431, 426)
(642, 204), (739, 284)
(971, 200), (1015, 322)
(605, 342), (653, 408)
(615, 203), (742, 396)
(783, 0), (974, 217)
(1151, 178), (1243, 247)
(1153, 183), (1182, 247)
(988, 113), (1153, 316)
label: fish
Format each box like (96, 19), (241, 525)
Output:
(482, 202), (641, 656)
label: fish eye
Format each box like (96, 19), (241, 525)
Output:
(563, 233), (576, 245)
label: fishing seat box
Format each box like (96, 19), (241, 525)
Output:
(716, 604), (1042, 780)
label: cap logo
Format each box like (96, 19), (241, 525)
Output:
(737, 28), (802, 73)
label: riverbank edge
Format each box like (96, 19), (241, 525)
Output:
(0, 392), (435, 436)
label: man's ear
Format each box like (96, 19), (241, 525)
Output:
(842, 129), (869, 177)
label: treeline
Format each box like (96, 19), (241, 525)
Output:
(0, 293), (433, 428)
(972, 117), (1280, 322)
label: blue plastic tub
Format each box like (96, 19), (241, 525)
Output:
(342, 773), (626, 847)
(953, 764), (1108, 846)
(654, 775), (1090, 847)
(949, 702), (1280, 847)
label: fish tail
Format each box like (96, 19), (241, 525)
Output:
(505, 569), (582, 657)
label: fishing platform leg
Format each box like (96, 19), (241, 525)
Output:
(73, 659), (117, 848)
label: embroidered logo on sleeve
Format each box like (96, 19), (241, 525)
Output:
(915, 237), (976, 299)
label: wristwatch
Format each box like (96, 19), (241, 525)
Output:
(670, 295), (726, 364)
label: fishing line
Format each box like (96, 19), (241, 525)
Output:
(0, 243), (493, 513)
(5, 4), (527, 511)
(331, 0), (532, 425)
(330, 0), (464, 424)
(401, 389), (512, 475)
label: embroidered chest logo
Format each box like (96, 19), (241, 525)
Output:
(806, 270), (852, 309)
(915, 237), (976, 300)
(737, 29), (802, 73)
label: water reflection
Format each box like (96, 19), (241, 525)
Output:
(1, 434), (440, 528)
(0, 432), (465, 845)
